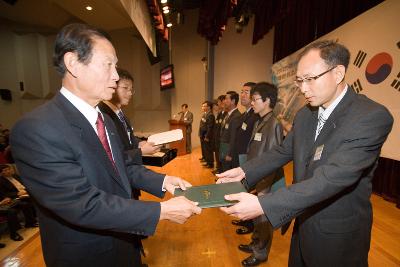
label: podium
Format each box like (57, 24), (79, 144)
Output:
(168, 119), (187, 156)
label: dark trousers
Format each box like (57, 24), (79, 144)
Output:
(0, 208), (20, 235)
(202, 138), (214, 166)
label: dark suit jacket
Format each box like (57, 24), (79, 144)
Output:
(98, 102), (142, 165)
(241, 88), (393, 267)
(179, 111), (193, 133)
(231, 108), (259, 155)
(213, 111), (226, 151)
(220, 108), (241, 156)
(10, 92), (166, 267)
(199, 111), (215, 140)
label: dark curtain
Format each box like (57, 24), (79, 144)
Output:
(273, 0), (384, 62)
(372, 157), (400, 208)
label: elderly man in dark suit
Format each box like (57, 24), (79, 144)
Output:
(199, 101), (215, 168)
(217, 40), (393, 267)
(10, 23), (201, 267)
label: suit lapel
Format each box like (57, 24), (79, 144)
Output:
(54, 93), (129, 194)
(314, 88), (356, 146)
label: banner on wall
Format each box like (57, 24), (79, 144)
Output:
(271, 0), (400, 161)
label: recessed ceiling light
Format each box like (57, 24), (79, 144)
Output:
(161, 0), (167, 4)
(162, 6), (169, 11)
(167, 23), (172, 27)
(86, 6), (93, 11)
(163, 9), (169, 14)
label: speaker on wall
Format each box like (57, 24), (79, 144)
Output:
(0, 89), (12, 101)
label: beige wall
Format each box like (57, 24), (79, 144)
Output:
(214, 17), (274, 112)
(0, 12), (275, 147)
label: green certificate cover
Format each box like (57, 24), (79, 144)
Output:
(174, 182), (247, 208)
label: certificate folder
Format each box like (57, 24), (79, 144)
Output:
(174, 182), (246, 208)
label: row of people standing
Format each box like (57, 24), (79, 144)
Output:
(198, 82), (285, 266)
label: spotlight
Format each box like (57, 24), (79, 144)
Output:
(161, 0), (167, 3)
(162, 6), (169, 11)
(163, 9), (169, 14)
(86, 6), (93, 11)
(167, 23), (173, 27)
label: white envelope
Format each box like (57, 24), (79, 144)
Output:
(147, 129), (183, 146)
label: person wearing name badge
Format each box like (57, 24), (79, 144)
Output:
(212, 95), (227, 174)
(178, 104), (193, 153)
(219, 91), (241, 172)
(198, 102), (208, 162)
(236, 82), (285, 266)
(216, 40), (393, 267)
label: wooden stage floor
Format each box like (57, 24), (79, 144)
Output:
(1, 148), (399, 267)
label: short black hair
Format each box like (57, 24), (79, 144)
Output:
(202, 101), (212, 109)
(243, 82), (256, 89)
(226, 91), (239, 106)
(298, 40), (350, 70)
(181, 104), (188, 108)
(250, 82), (278, 109)
(117, 68), (133, 83)
(217, 95), (225, 102)
(53, 23), (111, 76)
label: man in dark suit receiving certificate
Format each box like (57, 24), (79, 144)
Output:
(217, 40), (393, 267)
(10, 23), (201, 267)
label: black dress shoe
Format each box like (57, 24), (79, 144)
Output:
(25, 222), (39, 228)
(232, 219), (253, 227)
(10, 233), (24, 241)
(0, 243), (5, 248)
(241, 254), (266, 266)
(206, 164), (214, 169)
(236, 226), (253, 235)
(238, 243), (253, 253)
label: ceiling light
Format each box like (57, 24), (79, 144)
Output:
(161, 0), (167, 3)
(162, 6), (169, 11)
(163, 9), (170, 14)
(167, 23), (172, 27)
(86, 6), (93, 11)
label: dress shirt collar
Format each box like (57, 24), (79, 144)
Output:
(227, 107), (238, 116)
(60, 87), (101, 132)
(318, 85), (348, 120)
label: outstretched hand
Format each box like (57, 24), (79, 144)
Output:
(160, 196), (202, 224)
(220, 192), (264, 220)
(215, 167), (246, 184)
(163, 175), (192, 195)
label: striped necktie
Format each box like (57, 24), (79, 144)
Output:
(315, 112), (327, 140)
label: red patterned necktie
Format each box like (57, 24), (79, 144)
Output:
(96, 112), (116, 169)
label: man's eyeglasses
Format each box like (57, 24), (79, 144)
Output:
(251, 97), (262, 103)
(118, 86), (135, 94)
(294, 66), (336, 88)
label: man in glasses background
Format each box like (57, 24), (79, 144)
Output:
(217, 40), (393, 267)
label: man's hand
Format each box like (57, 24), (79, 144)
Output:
(160, 196), (202, 224)
(225, 155), (232, 161)
(216, 167), (245, 184)
(163, 175), (192, 195)
(0, 197), (12, 205)
(220, 192), (264, 220)
(204, 137), (209, 142)
(139, 141), (161, 155)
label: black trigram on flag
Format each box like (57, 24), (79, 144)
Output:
(353, 50), (367, 68)
(351, 79), (363, 93)
(390, 71), (400, 91)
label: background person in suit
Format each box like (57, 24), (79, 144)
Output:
(178, 104), (194, 153)
(219, 91), (241, 172)
(217, 40), (393, 267)
(229, 82), (258, 236)
(237, 82), (285, 266)
(199, 101), (215, 168)
(212, 95), (226, 174)
(10, 23), (201, 267)
(98, 67), (160, 263)
(99, 68), (160, 166)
